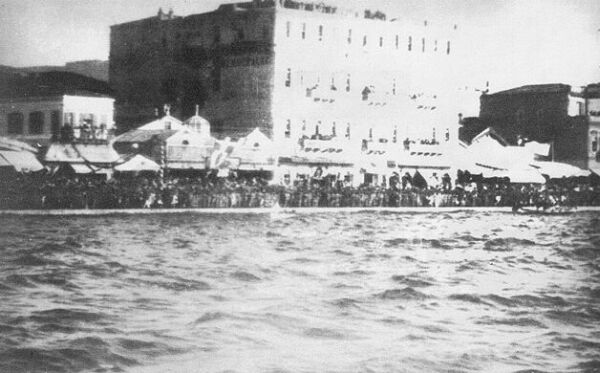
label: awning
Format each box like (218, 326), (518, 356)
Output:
(0, 150), (44, 172)
(486, 168), (546, 184)
(530, 161), (591, 178)
(115, 154), (161, 172)
(69, 164), (95, 174)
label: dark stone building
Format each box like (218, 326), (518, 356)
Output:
(475, 83), (597, 170)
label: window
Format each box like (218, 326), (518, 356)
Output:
(51, 110), (60, 138)
(331, 122), (336, 137)
(408, 36), (412, 51)
(393, 126), (397, 143)
(578, 102), (585, 116)
(285, 119), (291, 138)
(347, 29), (352, 44)
(330, 76), (336, 90)
(591, 131), (598, 152)
(302, 120), (307, 133)
(392, 79), (396, 95)
(318, 25), (323, 41)
(315, 121), (320, 135)
(345, 123), (350, 138)
(286, 21), (291, 37)
(301, 23), (306, 39)
(29, 111), (44, 134)
(363, 35), (367, 46)
(446, 41), (451, 55)
(369, 128), (373, 140)
(7, 112), (24, 134)
(379, 37), (383, 47)
(434, 40), (438, 52)
(346, 74), (351, 92)
(445, 128), (450, 142)
(182, 140), (189, 145)
(285, 68), (291, 87)
(395, 35), (399, 49)
(422, 38), (426, 52)
(64, 112), (75, 126)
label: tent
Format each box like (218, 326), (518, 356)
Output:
(228, 128), (276, 171)
(115, 154), (160, 172)
(0, 150), (44, 172)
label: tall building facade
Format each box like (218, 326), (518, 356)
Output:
(110, 1), (464, 147)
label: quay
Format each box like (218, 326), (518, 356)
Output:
(2, 206), (600, 216)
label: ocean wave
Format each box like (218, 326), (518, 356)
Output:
(448, 293), (492, 306)
(194, 312), (227, 324)
(28, 308), (105, 325)
(476, 316), (547, 328)
(391, 275), (434, 288)
(230, 271), (261, 282)
(303, 327), (347, 339)
(378, 287), (430, 301)
(0, 347), (100, 373)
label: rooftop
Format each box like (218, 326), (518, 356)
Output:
(0, 71), (112, 99)
(487, 84), (572, 96)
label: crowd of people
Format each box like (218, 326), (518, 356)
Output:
(0, 169), (599, 210)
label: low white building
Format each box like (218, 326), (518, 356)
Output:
(0, 94), (115, 147)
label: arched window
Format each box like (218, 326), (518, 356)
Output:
(393, 126), (397, 143)
(379, 37), (383, 47)
(286, 21), (291, 38)
(395, 35), (399, 49)
(345, 123), (350, 139)
(7, 112), (24, 134)
(369, 128), (373, 140)
(363, 35), (367, 46)
(331, 122), (336, 137)
(446, 40), (451, 55)
(408, 36), (412, 51)
(318, 25), (323, 41)
(301, 23), (306, 39)
(347, 29), (352, 44)
(346, 74), (351, 92)
(422, 38), (426, 52)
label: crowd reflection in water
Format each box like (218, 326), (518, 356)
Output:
(0, 169), (599, 210)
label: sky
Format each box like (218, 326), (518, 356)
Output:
(0, 0), (599, 91)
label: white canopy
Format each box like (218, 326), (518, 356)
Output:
(530, 161), (591, 178)
(0, 150), (43, 172)
(115, 154), (160, 172)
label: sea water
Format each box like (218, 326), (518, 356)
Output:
(0, 211), (599, 373)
